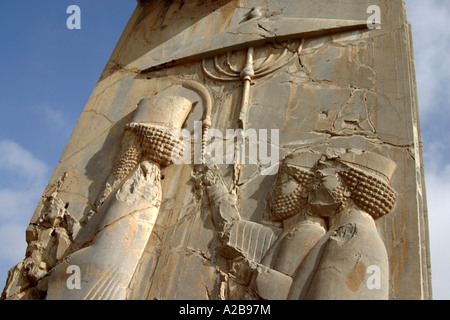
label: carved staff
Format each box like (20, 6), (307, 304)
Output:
(202, 42), (301, 130)
(179, 80), (213, 164)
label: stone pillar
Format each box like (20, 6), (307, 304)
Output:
(2, 0), (431, 300)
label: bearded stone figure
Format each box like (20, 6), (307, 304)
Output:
(252, 152), (326, 300)
(254, 149), (397, 300)
(45, 95), (194, 300)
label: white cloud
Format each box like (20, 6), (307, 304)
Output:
(0, 189), (41, 224)
(41, 104), (71, 135)
(0, 140), (48, 223)
(423, 141), (447, 175)
(404, 0), (450, 117)
(404, 0), (450, 300)
(424, 165), (450, 300)
(0, 140), (49, 286)
(0, 223), (27, 264)
(0, 140), (48, 188)
(43, 104), (65, 126)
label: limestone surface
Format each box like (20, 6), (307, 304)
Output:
(2, 0), (431, 300)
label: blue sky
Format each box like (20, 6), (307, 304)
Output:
(0, 0), (449, 300)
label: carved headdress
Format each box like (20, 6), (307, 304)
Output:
(115, 95), (194, 179)
(336, 151), (398, 219)
(266, 150), (398, 221)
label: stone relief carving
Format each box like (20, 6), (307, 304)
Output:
(198, 34), (398, 300)
(3, 1), (428, 300)
(98, 96), (191, 206)
(288, 150), (397, 300)
(194, 163), (281, 299)
(2, 48), (401, 301)
(2, 74), (216, 300)
(197, 147), (398, 300)
(254, 152), (327, 300)
(202, 40), (301, 130)
(261, 149), (397, 300)
(201, 40), (302, 194)
(44, 95), (195, 299)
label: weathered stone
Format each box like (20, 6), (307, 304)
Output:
(2, 0), (431, 300)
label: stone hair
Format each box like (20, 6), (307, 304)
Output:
(113, 122), (185, 181)
(339, 167), (397, 219)
(266, 167), (315, 222)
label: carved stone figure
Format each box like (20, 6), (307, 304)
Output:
(44, 95), (194, 299)
(197, 163), (281, 299)
(252, 152), (327, 299)
(199, 149), (397, 300)
(288, 150), (397, 300)
(238, 149), (397, 300)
